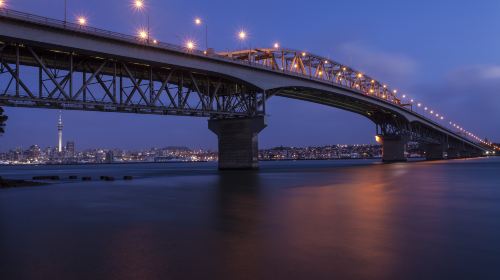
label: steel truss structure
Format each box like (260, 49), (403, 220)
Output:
(221, 48), (404, 105)
(0, 42), (265, 118)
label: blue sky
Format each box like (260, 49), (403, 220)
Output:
(1, 0), (499, 150)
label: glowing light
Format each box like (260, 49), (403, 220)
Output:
(325, 60), (329, 64)
(185, 40), (196, 50)
(302, 52), (306, 57)
(138, 29), (148, 39)
(393, 90), (398, 94)
(375, 135), (382, 143)
(194, 18), (202, 25)
(77, 16), (87, 26)
(440, 116), (444, 120)
(436, 113), (439, 117)
(342, 67), (347, 71)
(318, 71), (323, 76)
(274, 42), (280, 49)
(424, 107), (428, 110)
(0, 0), (4, 7)
(153, 39), (158, 44)
(369, 89), (374, 93)
(417, 103), (421, 107)
(134, 0), (144, 10)
(238, 30), (248, 41)
(357, 73), (363, 78)
(410, 99), (414, 103)
(371, 80), (375, 83)
(430, 110), (434, 114)
(294, 64), (298, 68)
(402, 94), (406, 98)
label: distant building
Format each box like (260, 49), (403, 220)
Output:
(105, 151), (114, 163)
(66, 141), (75, 158)
(27, 145), (41, 161)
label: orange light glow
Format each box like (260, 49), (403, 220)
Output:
(137, 29), (148, 39)
(77, 16), (87, 26)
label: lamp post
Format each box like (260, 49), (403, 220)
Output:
(64, 0), (67, 26)
(194, 17), (208, 50)
(134, 0), (150, 42)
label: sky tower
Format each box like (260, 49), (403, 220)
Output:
(57, 111), (63, 153)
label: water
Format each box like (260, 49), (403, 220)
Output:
(1, 158), (500, 279)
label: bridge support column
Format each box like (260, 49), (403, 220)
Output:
(209, 117), (266, 170)
(425, 143), (445, 161)
(381, 135), (407, 163)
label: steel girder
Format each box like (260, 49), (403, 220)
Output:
(220, 48), (404, 106)
(0, 42), (265, 118)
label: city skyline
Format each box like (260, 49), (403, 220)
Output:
(1, 0), (500, 151)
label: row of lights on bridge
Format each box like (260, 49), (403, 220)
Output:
(1, 0), (497, 152)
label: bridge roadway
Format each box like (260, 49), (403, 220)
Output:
(0, 9), (491, 169)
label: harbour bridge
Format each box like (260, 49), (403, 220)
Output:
(0, 9), (494, 169)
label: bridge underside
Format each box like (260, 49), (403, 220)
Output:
(0, 42), (265, 118)
(273, 87), (487, 162)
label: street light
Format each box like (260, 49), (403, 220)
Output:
(194, 17), (208, 50)
(238, 30), (247, 40)
(138, 28), (148, 40)
(133, 0), (150, 42)
(77, 16), (87, 26)
(185, 40), (196, 51)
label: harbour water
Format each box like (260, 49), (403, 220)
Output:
(1, 158), (500, 279)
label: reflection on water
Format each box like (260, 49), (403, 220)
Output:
(1, 158), (500, 279)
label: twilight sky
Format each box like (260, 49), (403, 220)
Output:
(1, 0), (500, 151)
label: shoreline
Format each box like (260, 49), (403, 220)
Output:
(0, 157), (429, 167)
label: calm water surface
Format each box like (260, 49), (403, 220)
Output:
(1, 158), (500, 279)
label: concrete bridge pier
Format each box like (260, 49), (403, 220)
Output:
(425, 143), (446, 160)
(209, 117), (266, 170)
(381, 135), (407, 163)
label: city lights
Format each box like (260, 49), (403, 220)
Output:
(274, 42), (280, 49)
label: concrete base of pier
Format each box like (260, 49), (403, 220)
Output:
(425, 144), (445, 161)
(209, 117), (266, 170)
(381, 135), (407, 163)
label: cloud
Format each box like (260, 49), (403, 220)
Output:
(447, 65), (500, 83)
(335, 42), (418, 85)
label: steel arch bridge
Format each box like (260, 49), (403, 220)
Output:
(0, 8), (493, 169)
